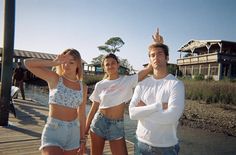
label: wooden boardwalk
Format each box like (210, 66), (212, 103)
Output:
(0, 99), (134, 155)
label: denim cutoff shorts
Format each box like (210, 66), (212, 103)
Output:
(39, 117), (80, 151)
(90, 112), (125, 141)
(137, 141), (180, 155)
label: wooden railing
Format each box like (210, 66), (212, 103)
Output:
(177, 53), (218, 65)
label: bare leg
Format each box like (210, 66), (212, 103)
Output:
(64, 148), (79, 155)
(90, 131), (105, 155)
(19, 81), (25, 100)
(109, 137), (128, 155)
(41, 146), (63, 155)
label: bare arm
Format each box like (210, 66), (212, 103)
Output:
(24, 53), (70, 85)
(78, 84), (88, 154)
(79, 84), (88, 139)
(24, 58), (58, 83)
(85, 101), (100, 135)
(137, 63), (152, 82)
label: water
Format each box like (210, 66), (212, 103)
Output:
(25, 84), (49, 105)
(24, 84), (236, 155)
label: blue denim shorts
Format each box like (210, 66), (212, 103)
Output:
(39, 117), (80, 151)
(137, 141), (180, 155)
(90, 112), (125, 141)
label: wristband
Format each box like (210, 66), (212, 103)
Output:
(80, 139), (86, 144)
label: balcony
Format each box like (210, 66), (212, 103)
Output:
(177, 52), (218, 65)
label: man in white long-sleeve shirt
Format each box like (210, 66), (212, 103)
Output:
(129, 34), (185, 155)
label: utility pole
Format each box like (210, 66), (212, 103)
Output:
(0, 0), (15, 126)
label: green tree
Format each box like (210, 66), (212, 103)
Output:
(98, 37), (125, 54)
(92, 37), (133, 74)
(92, 55), (133, 72)
(167, 64), (177, 75)
(91, 54), (104, 65)
(119, 59), (136, 74)
(120, 58), (131, 69)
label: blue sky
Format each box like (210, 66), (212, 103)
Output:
(0, 0), (236, 70)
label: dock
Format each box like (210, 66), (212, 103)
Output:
(0, 99), (134, 155)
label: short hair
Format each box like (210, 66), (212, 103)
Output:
(148, 43), (169, 57)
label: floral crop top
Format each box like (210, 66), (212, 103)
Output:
(49, 77), (83, 109)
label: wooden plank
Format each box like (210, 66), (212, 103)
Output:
(0, 99), (134, 155)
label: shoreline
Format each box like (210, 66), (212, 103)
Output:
(180, 100), (236, 137)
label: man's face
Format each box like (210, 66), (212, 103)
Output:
(149, 47), (168, 69)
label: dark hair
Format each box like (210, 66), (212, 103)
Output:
(101, 53), (120, 79)
(101, 53), (119, 67)
(148, 43), (169, 57)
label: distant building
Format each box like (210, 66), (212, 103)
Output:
(0, 48), (87, 81)
(143, 63), (178, 76)
(85, 63), (130, 75)
(0, 47), (87, 67)
(0, 48), (57, 65)
(177, 40), (236, 80)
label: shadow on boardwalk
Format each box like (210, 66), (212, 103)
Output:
(0, 99), (134, 155)
(0, 99), (47, 155)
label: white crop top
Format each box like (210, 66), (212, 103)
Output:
(89, 74), (138, 109)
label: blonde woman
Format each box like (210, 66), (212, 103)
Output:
(24, 49), (87, 155)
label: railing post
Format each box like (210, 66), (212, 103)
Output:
(0, 0), (15, 126)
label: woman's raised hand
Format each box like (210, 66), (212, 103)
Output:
(53, 52), (70, 65)
(152, 28), (164, 44)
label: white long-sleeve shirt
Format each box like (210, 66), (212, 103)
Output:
(129, 74), (185, 147)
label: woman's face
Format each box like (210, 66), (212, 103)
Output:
(103, 57), (119, 76)
(62, 54), (79, 75)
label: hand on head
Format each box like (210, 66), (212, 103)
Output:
(152, 28), (164, 44)
(54, 52), (71, 65)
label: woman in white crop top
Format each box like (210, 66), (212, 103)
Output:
(24, 49), (87, 155)
(85, 53), (152, 155)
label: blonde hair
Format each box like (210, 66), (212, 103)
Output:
(55, 48), (83, 80)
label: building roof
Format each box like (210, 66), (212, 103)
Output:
(178, 40), (236, 52)
(87, 63), (129, 70)
(0, 48), (87, 63)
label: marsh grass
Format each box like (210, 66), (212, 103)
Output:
(184, 79), (236, 105)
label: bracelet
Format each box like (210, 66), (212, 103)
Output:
(80, 139), (86, 144)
